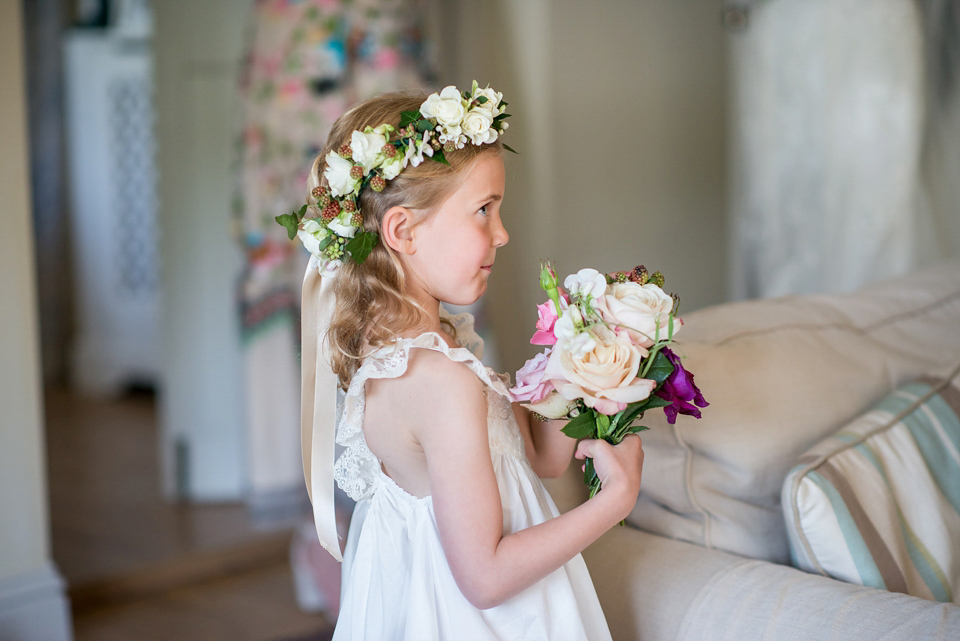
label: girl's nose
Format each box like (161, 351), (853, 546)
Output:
(492, 215), (509, 247)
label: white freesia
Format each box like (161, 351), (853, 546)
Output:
(328, 214), (357, 239)
(462, 109), (498, 145)
(595, 282), (679, 348)
(350, 129), (387, 173)
(564, 268), (607, 301)
(544, 324), (655, 415)
(404, 130), (434, 167)
(323, 151), (358, 197)
(297, 218), (329, 257)
(421, 85), (466, 128)
(553, 306), (583, 343)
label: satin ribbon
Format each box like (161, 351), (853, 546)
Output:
(301, 259), (342, 562)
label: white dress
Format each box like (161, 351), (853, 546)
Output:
(331, 313), (612, 641)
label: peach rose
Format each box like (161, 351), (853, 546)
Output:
(544, 325), (656, 415)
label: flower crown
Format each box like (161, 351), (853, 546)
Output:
(276, 82), (514, 272)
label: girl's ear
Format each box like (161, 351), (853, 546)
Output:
(381, 206), (417, 255)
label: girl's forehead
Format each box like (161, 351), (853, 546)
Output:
(455, 155), (505, 200)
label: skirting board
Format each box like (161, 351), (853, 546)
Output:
(0, 563), (72, 641)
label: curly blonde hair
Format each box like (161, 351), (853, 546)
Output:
(308, 91), (503, 389)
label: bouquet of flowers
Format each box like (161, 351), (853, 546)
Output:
(510, 262), (708, 498)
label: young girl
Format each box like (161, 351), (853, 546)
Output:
(292, 85), (645, 639)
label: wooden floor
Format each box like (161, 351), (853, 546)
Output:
(44, 386), (334, 640)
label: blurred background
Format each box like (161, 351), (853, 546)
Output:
(2, 0), (958, 640)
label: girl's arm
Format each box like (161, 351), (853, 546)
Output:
(409, 352), (644, 610)
(512, 403), (577, 478)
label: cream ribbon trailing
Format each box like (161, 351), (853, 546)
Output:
(301, 258), (343, 562)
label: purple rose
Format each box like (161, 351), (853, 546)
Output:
(510, 350), (555, 403)
(655, 347), (708, 424)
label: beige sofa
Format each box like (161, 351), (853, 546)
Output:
(544, 261), (960, 640)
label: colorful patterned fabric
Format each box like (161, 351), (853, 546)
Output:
(235, 0), (436, 501)
(783, 364), (960, 603)
(236, 0), (436, 341)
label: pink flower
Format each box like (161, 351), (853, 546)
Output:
(531, 300), (560, 345)
(509, 351), (555, 403)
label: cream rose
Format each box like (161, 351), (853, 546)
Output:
(462, 109), (497, 145)
(421, 85), (467, 127)
(596, 282), (679, 348)
(323, 151), (359, 197)
(473, 86), (503, 116)
(544, 325), (655, 415)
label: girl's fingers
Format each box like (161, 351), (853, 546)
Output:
(574, 439), (599, 460)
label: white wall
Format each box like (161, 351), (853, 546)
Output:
(445, 0), (729, 374)
(155, 0), (250, 500)
(0, 2), (71, 638)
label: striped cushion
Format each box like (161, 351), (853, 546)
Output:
(782, 362), (960, 603)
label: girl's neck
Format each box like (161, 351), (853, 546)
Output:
(398, 296), (458, 348)
(399, 295), (442, 339)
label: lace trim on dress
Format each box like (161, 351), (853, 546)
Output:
(333, 313), (513, 501)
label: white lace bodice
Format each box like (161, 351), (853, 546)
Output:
(333, 311), (525, 501)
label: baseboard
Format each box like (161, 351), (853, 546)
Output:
(0, 563), (72, 641)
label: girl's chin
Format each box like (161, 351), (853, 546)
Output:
(443, 285), (486, 307)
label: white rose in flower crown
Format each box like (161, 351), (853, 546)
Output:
(463, 109), (498, 145)
(473, 86), (503, 116)
(544, 324), (655, 416)
(350, 129), (387, 173)
(328, 213), (357, 239)
(323, 151), (359, 197)
(421, 85), (467, 128)
(595, 282), (680, 348)
(564, 268), (607, 302)
(297, 218), (329, 258)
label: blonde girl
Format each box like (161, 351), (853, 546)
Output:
(291, 86), (644, 640)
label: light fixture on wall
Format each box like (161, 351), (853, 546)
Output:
(721, 1), (751, 32)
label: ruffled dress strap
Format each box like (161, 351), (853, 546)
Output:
(333, 311), (512, 501)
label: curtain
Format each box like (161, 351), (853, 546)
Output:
(728, 0), (941, 299)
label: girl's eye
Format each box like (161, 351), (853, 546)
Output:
(478, 205), (488, 216)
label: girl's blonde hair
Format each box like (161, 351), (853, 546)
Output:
(309, 91), (503, 389)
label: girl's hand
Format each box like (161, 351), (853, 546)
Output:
(574, 435), (644, 521)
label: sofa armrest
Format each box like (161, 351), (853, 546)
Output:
(581, 525), (960, 641)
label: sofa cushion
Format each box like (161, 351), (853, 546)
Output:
(781, 364), (960, 602)
(625, 261), (960, 563)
